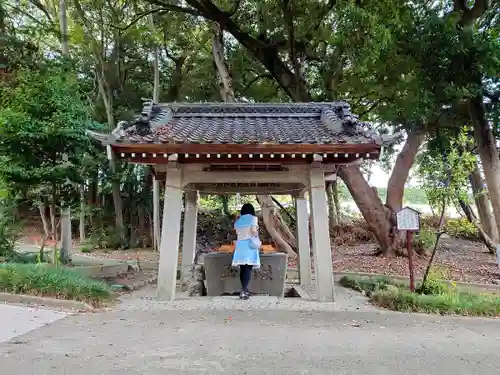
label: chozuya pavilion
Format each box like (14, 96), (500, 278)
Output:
(88, 101), (389, 302)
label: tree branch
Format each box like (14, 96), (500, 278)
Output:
(485, 90), (500, 103)
(112, 8), (166, 31)
(144, 0), (203, 17)
(280, 0), (302, 99)
(28, 0), (53, 23)
(185, 0), (312, 101)
(241, 73), (273, 94)
(358, 101), (379, 118)
(226, 0), (242, 16)
(453, 0), (489, 25)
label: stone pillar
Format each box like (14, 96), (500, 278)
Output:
(295, 191), (312, 285)
(308, 162), (335, 302)
(152, 175), (160, 251)
(181, 190), (198, 279)
(157, 163), (183, 301)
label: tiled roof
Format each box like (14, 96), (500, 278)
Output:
(116, 101), (382, 146)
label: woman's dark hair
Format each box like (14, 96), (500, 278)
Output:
(240, 203), (256, 216)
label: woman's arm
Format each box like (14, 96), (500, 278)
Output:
(250, 216), (259, 236)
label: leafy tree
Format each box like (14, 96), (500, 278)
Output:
(0, 61), (95, 237)
(417, 129), (476, 215)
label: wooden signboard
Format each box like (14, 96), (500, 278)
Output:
(396, 206), (420, 231)
(396, 206), (421, 292)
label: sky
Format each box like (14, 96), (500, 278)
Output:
(368, 164), (391, 187)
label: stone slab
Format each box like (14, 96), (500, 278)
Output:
(204, 252), (287, 297)
(0, 302), (66, 344)
(72, 263), (129, 278)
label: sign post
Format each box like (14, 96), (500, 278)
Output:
(396, 207), (421, 292)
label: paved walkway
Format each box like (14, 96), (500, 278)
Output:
(1, 287), (499, 374)
(0, 302), (66, 344)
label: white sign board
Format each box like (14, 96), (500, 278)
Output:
(396, 207), (420, 231)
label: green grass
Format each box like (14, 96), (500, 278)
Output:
(0, 263), (112, 307)
(339, 275), (500, 317)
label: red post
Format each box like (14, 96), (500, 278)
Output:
(406, 230), (415, 292)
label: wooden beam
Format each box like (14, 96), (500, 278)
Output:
(119, 154), (378, 165)
(111, 142), (379, 155)
(192, 183), (305, 195)
(182, 169), (308, 186)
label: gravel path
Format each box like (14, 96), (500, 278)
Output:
(1, 293), (499, 374)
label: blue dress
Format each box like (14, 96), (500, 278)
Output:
(232, 214), (261, 269)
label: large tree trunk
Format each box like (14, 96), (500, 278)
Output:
(326, 182), (339, 226)
(470, 96), (500, 252)
(97, 65), (126, 246)
(150, 12), (160, 102)
(469, 161), (498, 245)
(212, 23), (236, 102)
(386, 129), (426, 212)
(79, 184), (85, 242)
(332, 180), (341, 223)
(59, 0), (71, 263)
(185, 0), (408, 256)
(211, 23), (296, 256)
(257, 195), (297, 257)
(38, 202), (50, 238)
(0, 3), (7, 75)
(338, 165), (396, 255)
(137, 204), (146, 248)
(50, 184), (57, 242)
(221, 196), (230, 216)
(458, 198), (497, 253)
(339, 129), (424, 257)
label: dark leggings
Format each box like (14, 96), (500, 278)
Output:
(239, 265), (253, 293)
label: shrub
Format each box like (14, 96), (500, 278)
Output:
(371, 288), (500, 317)
(338, 275), (400, 297)
(0, 200), (19, 258)
(330, 220), (374, 246)
(420, 215), (441, 229)
(80, 245), (93, 254)
(418, 266), (456, 295)
(84, 227), (123, 250)
(341, 275), (499, 317)
(0, 263), (112, 306)
(413, 229), (436, 255)
(445, 218), (479, 241)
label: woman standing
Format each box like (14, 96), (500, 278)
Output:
(232, 203), (261, 299)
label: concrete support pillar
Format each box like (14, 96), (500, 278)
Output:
(295, 192), (312, 285)
(157, 165), (183, 301)
(308, 162), (335, 302)
(152, 176), (160, 251)
(181, 190), (198, 279)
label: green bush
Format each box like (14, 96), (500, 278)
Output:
(445, 218), (479, 241)
(371, 288), (500, 317)
(413, 229), (436, 255)
(338, 275), (402, 297)
(84, 227), (123, 250)
(0, 263), (112, 306)
(79, 245), (93, 254)
(417, 267), (456, 295)
(0, 200), (19, 258)
(341, 274), (499, 317)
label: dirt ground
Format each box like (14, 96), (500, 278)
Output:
(333, 237), (499, 284)
(74, 237), (500, 285)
